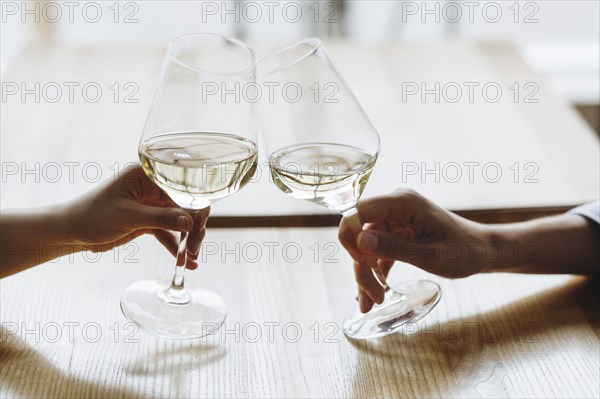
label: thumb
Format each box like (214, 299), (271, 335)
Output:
(357, 231), (422, 264)
(130, 205), (193, 232)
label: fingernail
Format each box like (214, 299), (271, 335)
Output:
(177, 215), (190, 231)
(361, 233), (378, 252)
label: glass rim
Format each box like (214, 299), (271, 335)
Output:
(256, 37), (322, 77)
(167, 32), (257, 76)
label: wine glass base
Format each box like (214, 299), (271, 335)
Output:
(121, 278), (226, 340)
(343, 280), (441, 339)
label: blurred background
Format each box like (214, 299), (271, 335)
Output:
(1, 1), (599, 216)
(2, 0), (598, 126)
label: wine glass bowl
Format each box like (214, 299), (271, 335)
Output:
(269, 142), (376, 214)
(257, 38), (441, 340)
(139, 131), (258, 210)
(257, 38), (380, 216)
(120, 33), (258, 339)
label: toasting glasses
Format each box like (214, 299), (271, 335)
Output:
(120, 34), (258, 339)
(257, 39), (441, 339)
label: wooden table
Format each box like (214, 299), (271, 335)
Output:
(1, 228), (598, 398)
(1, 40), (599, 398)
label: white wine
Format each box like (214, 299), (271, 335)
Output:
(269, 143), (376, 213)
(140, 132), (257, 209)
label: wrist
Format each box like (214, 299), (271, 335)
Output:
(46, 203), (85, 252)
(478, 223), (516, 273)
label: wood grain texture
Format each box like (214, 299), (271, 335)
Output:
(1, 228), (598, 398)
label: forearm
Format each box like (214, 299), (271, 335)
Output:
(0, 205), (81, 278)
(484, 214), (600, 275)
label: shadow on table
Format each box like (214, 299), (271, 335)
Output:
(0, 327), (228, 398)
(123, 342), (226, 398)
(348, 276), (599, 398)
(124, 343), (226, 376)
(0, 327), (141, 398)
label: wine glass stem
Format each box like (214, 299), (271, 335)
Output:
(342, 207), (389, 291)
(173, 230), (189, 286)
(161, 223), (192, 305)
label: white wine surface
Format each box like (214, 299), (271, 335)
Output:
(140, 132), (257, 209)
(269, 143), (376, 213)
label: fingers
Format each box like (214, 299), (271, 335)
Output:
(195, 206), (211, 223)
(356, 259), (395, 313)
(185, 257), (198, 270)
(354, 257), (386, 305)
(129, 204), (194, 232)
(187, 208), (209, 257)
(355, 195), (395, 224)
(358, 289), (373, 313)
(137, 206), (210, 270)
(357, 230), (423, 266)
(120, 165), (178, 206)
(187, 228), (206, 260)
(186, 208), (209, 268)
(338, 217), (363, 262)
(356, 189), (423, 225)
(340, 192), (411, 262)
(153, 230), (198, 270)
(117, 164), (145, 186)
(378, 259), (395, 278)
(153, 230), (178, 257)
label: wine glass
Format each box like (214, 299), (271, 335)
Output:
(120, 33), (258, 339)
(257, 38), (441, 339)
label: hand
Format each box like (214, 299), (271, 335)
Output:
(338, 189), (490, 312)
(66, 165), (210, 270)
